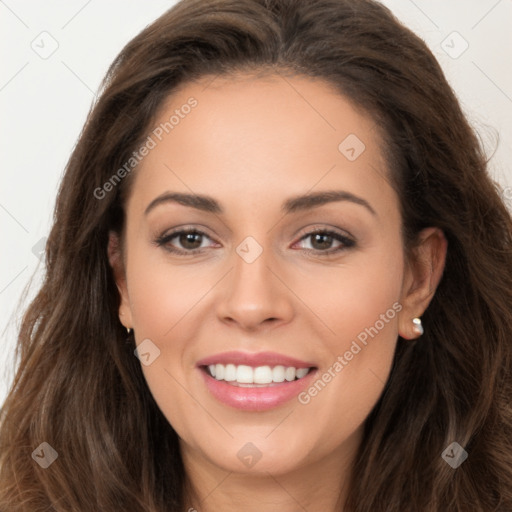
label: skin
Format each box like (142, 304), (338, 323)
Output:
(108, 73), (447, 512)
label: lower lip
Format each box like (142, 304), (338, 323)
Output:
(199, 367), (317, 411)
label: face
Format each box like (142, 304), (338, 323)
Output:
(109, 73), (444, 479)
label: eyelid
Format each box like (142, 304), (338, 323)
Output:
(154, 226), (218, 252)
(291, 226), (355, 253)
(293, 224), (354, 242)
(294, 224), (355, 239)
(155, 224), (356, 255)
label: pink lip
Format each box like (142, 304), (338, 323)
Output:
(196, 350), (314, 369)
(196, 351), (317, 411)
(199, 368), (318, 411)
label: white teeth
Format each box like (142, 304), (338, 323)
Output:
(207, 363), (312, 384)
(236, 365), (253, 383)
(215, 364), (224, 380)
(224, 363), (237, 381)
(296, 368), (309, 379)
(253, 366), (272, 384)
(285, 367), (296, 381)
(272, 365), (285, 382)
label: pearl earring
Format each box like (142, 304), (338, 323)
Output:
(412, 317), (423, 336)
(127, 327), (132, 334)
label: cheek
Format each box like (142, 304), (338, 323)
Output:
(124, 256), (208, 436)
(300, 242), (404, 351)
(295, 249), (404, 435)
(299, 246), (403, 412)
(125, 247), (212, 341)
(124, 249), (219, 423)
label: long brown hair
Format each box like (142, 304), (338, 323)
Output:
(1, 0), (511, 510)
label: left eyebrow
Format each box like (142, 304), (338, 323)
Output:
(144, 190), (376, 217)
(282, 190), (377, 216)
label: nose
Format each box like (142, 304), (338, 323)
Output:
(216, 242), (295, 331)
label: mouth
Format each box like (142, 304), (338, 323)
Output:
(201, 363), (314, 387)
(196, 351), (318, 411)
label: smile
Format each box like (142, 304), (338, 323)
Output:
(206, 363), (312, 386)
(196, 351), (318, 411)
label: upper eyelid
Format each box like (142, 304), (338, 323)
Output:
(162, 226), (217, 242)
(159, 226), (354, 249)
(161, 221), (353, 237)
(294, 225), (354, 240)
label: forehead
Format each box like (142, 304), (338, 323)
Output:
(128, 72), (395, 218)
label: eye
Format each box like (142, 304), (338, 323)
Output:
(154, 226), (356, 256)
(294, 228), (355, 255)
(154, 228), (217, 254)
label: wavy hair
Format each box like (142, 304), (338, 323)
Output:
(1, 0), (511, 510)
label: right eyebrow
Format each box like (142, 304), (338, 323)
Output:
(144, 192), (222, 216)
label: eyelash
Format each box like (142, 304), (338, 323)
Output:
(154, 227), (356, 256)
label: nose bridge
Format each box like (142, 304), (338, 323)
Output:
(233, 236), (272, 291)
(232, 233), (279, 302)
(216, 233), (294, 327)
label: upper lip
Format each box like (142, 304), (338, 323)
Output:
(196, 351), (315, 369)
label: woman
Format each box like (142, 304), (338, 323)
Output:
(1, 0), (511, 510)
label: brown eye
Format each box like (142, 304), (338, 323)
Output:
(310, 232), (335, 250)
(155, 228), (216, 255)
(178, 231), (203, 250)
(295, 229), (355, 255)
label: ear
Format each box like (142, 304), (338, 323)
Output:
(107, 230), (133, 330)
(398, 227), (447, 340)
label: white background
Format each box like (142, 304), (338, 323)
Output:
(1, 0), (511, 405)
